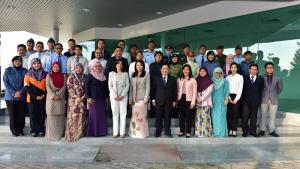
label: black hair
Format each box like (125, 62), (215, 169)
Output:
(68, 39), (76, 43)
(113, 59), (126, 72)
(235, 45), (242, 50)
(98, 39), (105, 44)
(17, 44), (26, 50)
(265, 62), (274, 68)
(244, 51), (252, 56)
(130, 44), (137, 48)
(199, 44), (207, 49)
(206, 51), (216, 61)
(155, 51), (163, 57)
(180, 64), (193, 80)
(230, 62), (238, 69)
(132, 60), (146, 78)
(118, 40), (125, 44)
(148, 40), (155, 44)
(114, 46), (123, 51)
(75, 45), (82, 50)
(182, 43), (190, 49)
(136, 50), (143, 55)
(229, 62), (239, 75)
(217, 45), (224, 50)
(55, 43), (63, 48)
(47, 38), (55, 43)
(36, 41), (44, 46)
(249, 63), (259, 70)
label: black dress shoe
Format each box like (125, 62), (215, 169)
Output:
(258, 130), (265, 137)
(31, 133), (38, 137)
(250, 133), (258, 137)
(270, 131), (279, 137)
(19, 131), (24, 136)
(12, 133), (20, 137)
(242, 133), (248, 137)
(155, 133), (161, 138)
(166, 134), (173, 138)
(177, 133), (185, 137)
(39, 132), (45, 137)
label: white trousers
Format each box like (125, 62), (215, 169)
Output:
(260, 99), (278, 133)
(110, 96), (128, 136)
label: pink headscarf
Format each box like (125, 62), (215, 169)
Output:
(90, 59), (106, 81)
(225, 54), (234, 75)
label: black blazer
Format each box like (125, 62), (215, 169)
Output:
(91, 49), (111, 60)
(242, 75), (264, 106)
(85, 74), (109, 99)
(151, 75), (177, 106)
(104, 56), (129, 77)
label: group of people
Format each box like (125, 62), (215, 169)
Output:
(3, 37), (283, 142)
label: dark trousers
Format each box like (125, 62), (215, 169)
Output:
(178, 95), (192, 134)
(227, 94), (240, 131)
(242, 101), (259, 135)
(155, 105), (171, 135)
(5, 100), (26, 135)
(29, 100), (46, 134)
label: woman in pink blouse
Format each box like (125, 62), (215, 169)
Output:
(177, 64), (197, 138)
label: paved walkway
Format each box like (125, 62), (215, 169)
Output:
(0, 161), (300, 169)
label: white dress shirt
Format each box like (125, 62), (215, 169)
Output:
(226, 73), (244, 101)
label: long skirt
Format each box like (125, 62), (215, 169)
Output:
(87, 98), (107, 136)
(45, 114), (65, 140)
(195, 106), (212, 137)
(129, 100), (149, 138)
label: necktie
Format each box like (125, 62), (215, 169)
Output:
(58, 55), (62, 70)
(251, 76), (254, 84)
(76, 56), (79, 63)
(267, 75), (272, 86)
(201, 56), (204, 67)
(163, 77), (167, 87)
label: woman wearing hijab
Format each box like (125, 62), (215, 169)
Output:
(86, 59), (109, 137)
(3, 56), (27, 136)
(203, 51), (220, 78)
(223, 54), (234, 77)
(211, 67), (229, 137)
(65, 63), (87, 142)
(24, 58), (47, 137)
(169, 54), (182, 79)
(195, 67), (214, 137)
(45, 62), (67, 140)
(128, 60), (150, 138)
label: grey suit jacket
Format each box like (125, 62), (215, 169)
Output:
(129, 74), (150, 103)
(261, 75), (283, 105)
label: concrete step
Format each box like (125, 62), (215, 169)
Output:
(0, 134), (300, 146)
(0, 125), (300, 137)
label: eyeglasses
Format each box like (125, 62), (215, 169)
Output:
(56, 47), (62, 49)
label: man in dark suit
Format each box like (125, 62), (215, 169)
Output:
(104, 46), (128, 77)
(151, 64), (177, 138)
(258, 62), (283, 137)
(91, 39), (111, 60)
(242, 63), (264, 137)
